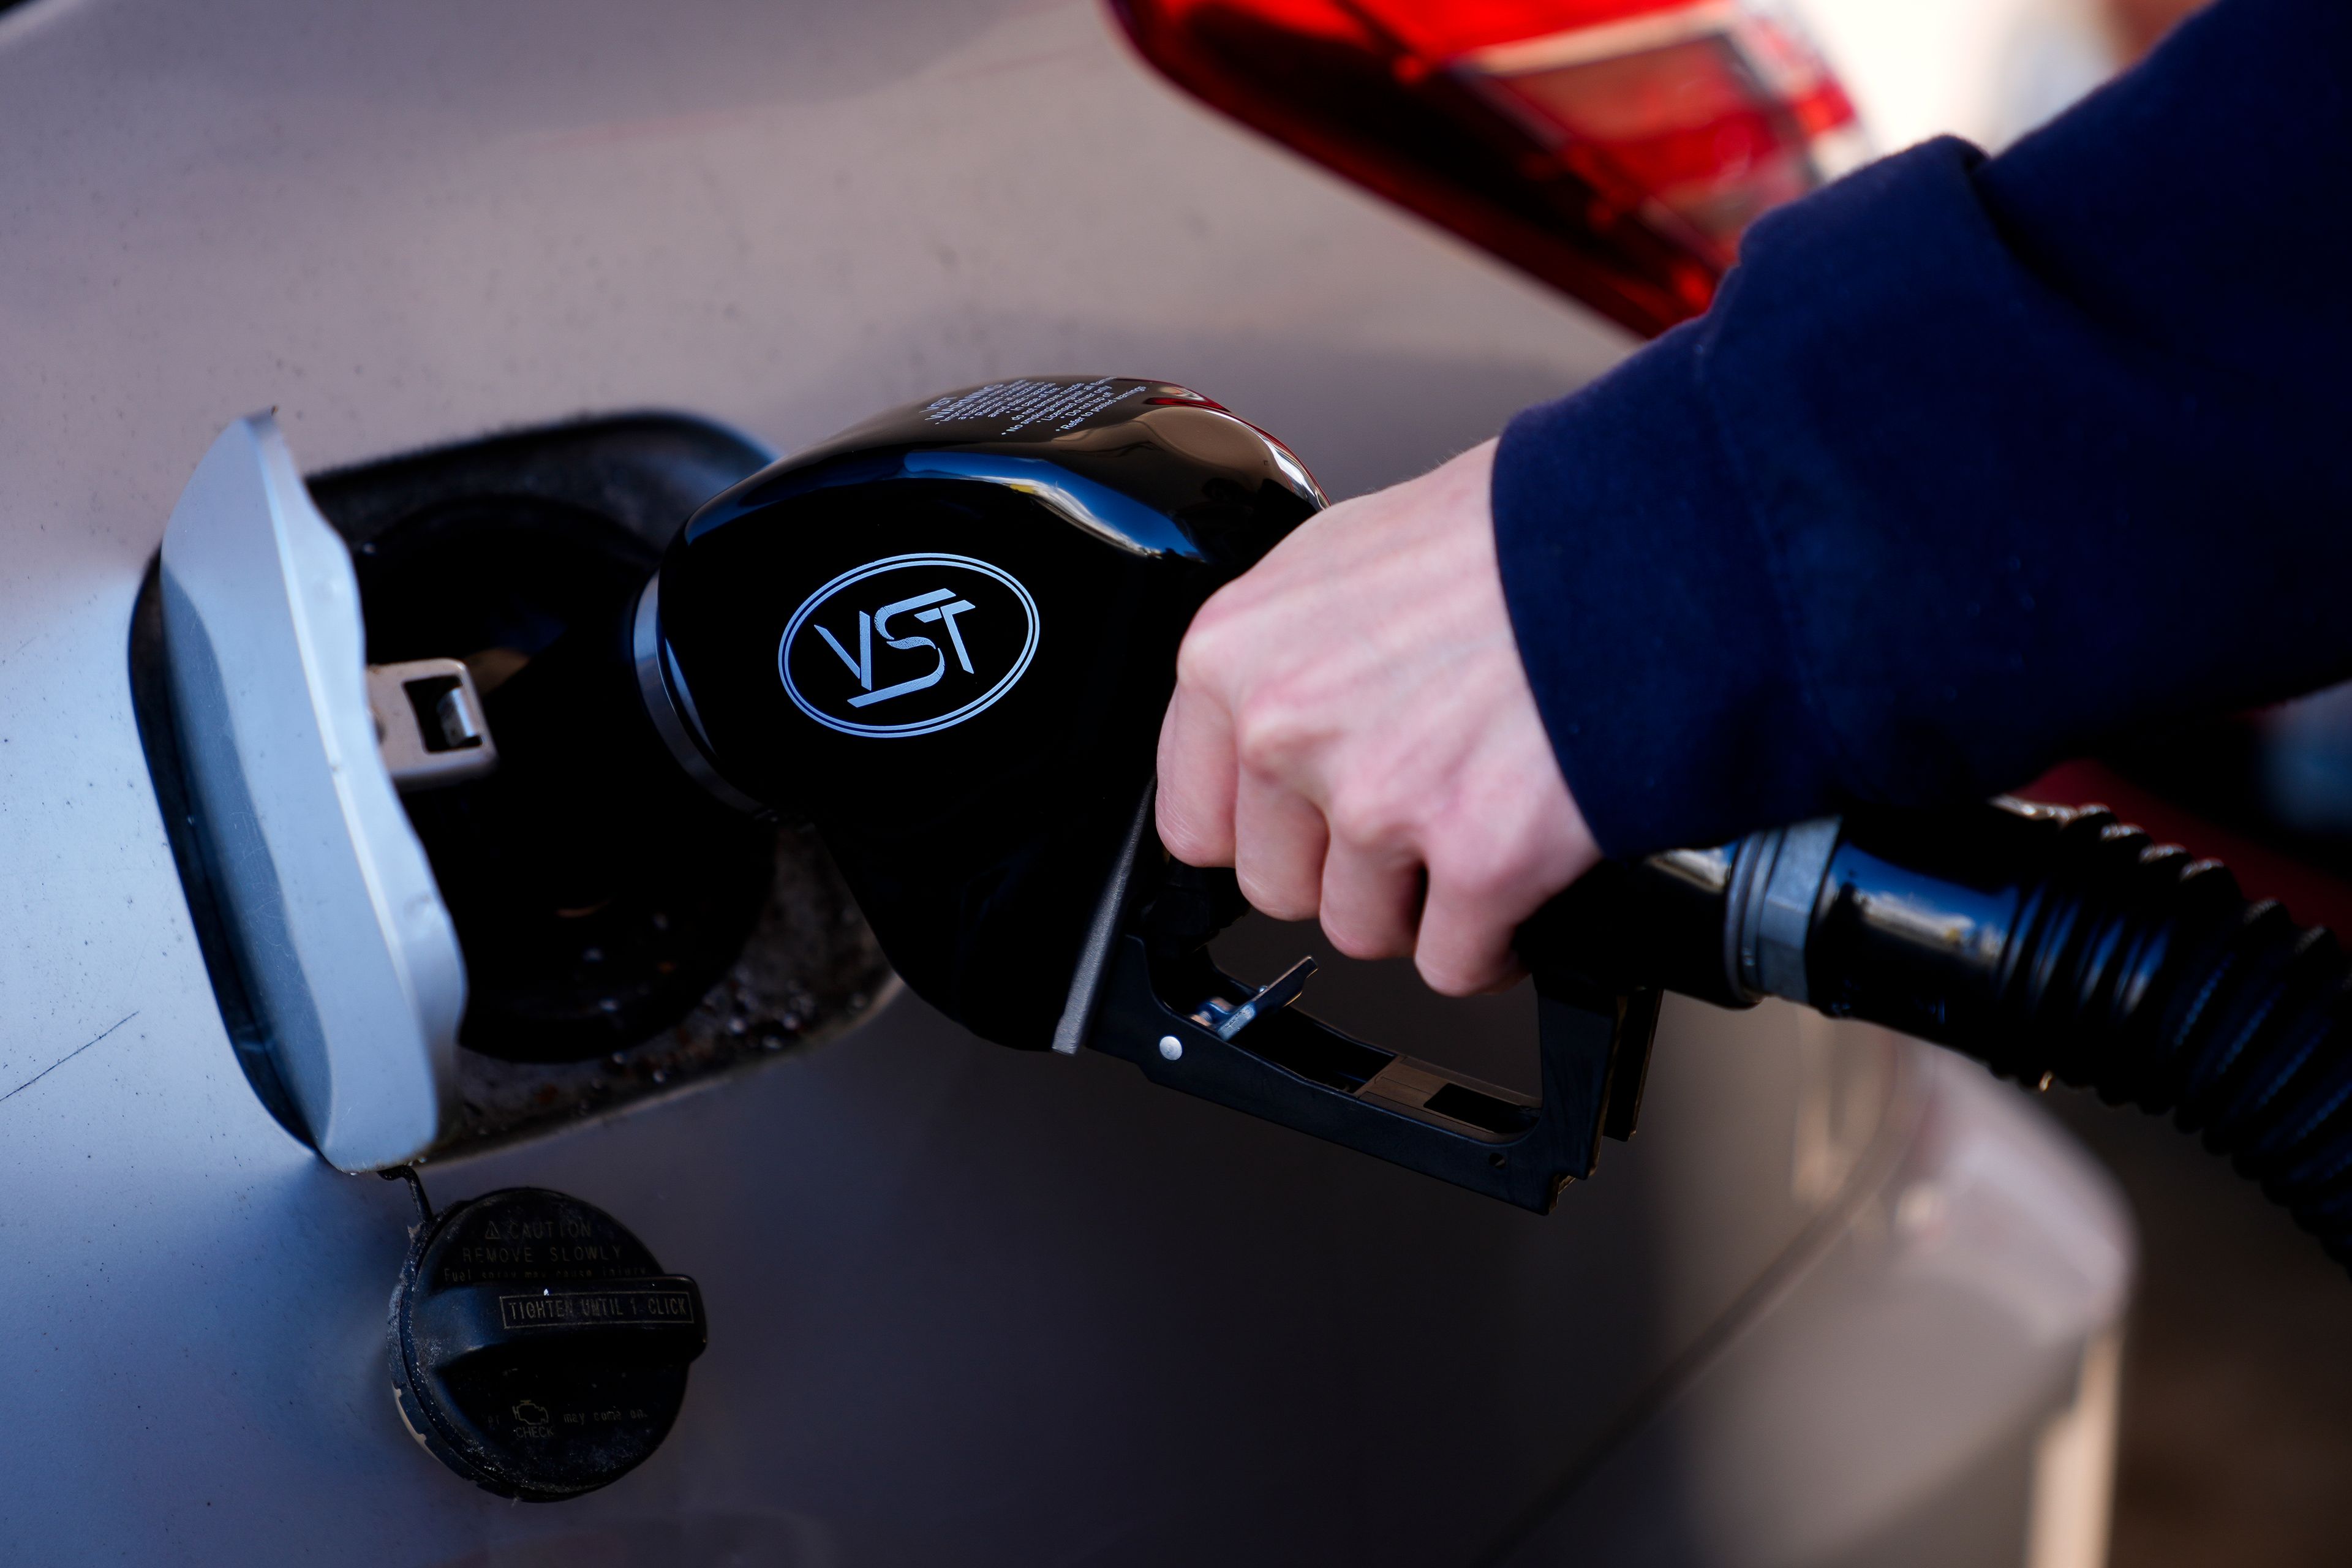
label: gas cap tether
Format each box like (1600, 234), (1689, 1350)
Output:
(386, 1182), (707, 1501)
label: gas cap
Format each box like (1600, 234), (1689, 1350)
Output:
(388, 1186), (707, 1501)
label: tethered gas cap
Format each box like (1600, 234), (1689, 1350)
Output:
(388, 1185), (707, 1501)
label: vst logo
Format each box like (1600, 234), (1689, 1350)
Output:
(778, 553), (1040, 738)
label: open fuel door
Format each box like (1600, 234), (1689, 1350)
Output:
(155, 413), (462, 1169)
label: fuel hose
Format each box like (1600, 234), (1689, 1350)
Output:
(1581, 800), (2352, 1272)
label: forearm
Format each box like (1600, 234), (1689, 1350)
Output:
(1494, 0), (2352, 856)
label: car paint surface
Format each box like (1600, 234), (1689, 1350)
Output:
(0, 0), (2127, 1562)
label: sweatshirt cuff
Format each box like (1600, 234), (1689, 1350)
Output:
(1492, 325), (1839, 857)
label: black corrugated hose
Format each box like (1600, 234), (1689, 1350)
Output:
(1784, 801), (2352, 1270)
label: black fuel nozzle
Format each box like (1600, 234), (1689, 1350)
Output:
(471, 377), (1679, 1212)
(611, 377), (1330, 1050)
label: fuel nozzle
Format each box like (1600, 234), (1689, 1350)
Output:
(579, 377), (1329, 1047)
(475, 377), (1682, 1213)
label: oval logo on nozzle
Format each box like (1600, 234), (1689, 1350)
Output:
(779, 553), (1039, 738)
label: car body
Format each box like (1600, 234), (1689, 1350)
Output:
(0, 0), (2128, 1562)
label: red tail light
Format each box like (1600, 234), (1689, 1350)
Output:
(1109, 0), (1864, 336)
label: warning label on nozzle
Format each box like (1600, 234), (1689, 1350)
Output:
(921, 377), (1148, 437)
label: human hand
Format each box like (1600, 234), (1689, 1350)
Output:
(1155, 439), (1600, 995)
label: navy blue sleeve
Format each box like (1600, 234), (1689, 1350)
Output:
(1491, 0), (2352, 856)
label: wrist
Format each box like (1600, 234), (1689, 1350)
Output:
(1491, 325), (1828, 856)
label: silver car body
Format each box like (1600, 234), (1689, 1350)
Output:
(0, 0), (2128, 1562)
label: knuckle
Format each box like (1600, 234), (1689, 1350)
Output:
(1174, 611), (1249, 693)
(1172, 630), (1228, 692)
(1231, 692), (1308, 775)
(1426, 832), (1518, 904)
(1324, 786), (1412, 852)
